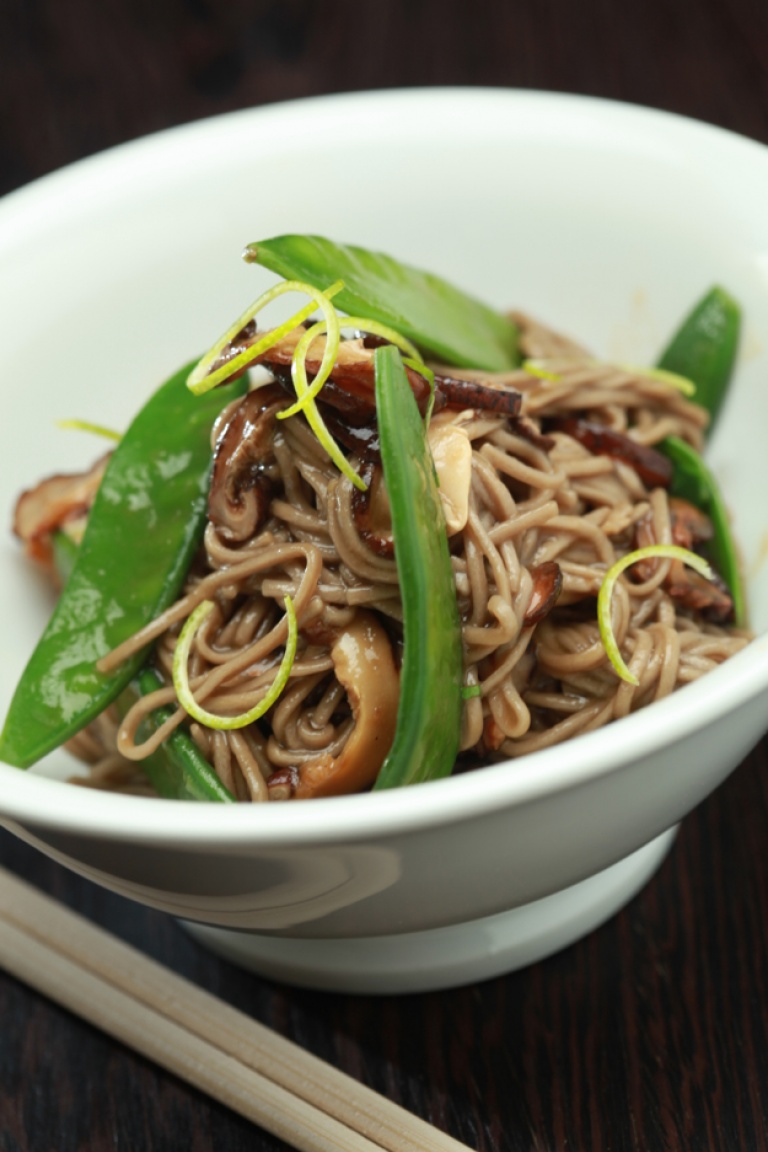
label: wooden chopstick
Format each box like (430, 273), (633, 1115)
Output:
(0, 866), (472, 1152)
(0, 914), (376, 1152)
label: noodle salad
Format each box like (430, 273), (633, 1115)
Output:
(0, 236), (750, 801)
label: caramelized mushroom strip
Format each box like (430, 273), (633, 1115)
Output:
(13, 454), (110, 567)
(668, 496), (714, 548)
(255, 328), (433, 417)
(666, 498), (733, 622)
(208, 386), (287, 541)
(218, 325), (523, 422)
(433, 373), (522, 418)
(664, 565), (734, 621)
(292, 610), (400, 799)
(350, 462), (394, 557)
(554, 417), (674, 489)
(634, 497), (733, 621)
(523, 562), (563, 626)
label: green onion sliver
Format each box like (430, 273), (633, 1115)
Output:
(276, 312), (430, 487)
(57, 419), (122, 442)
(277, 319), (339, 419)
(278, 309), (368, 490)
(280, 314), (423, 422)
(298, 388), (369, 491)
(523, 359), (561, 382)
(187, 279), (345, 396)
(172, 597), (298, 729)
(598, 545), (715, 686)
(343, 317), (422, 363)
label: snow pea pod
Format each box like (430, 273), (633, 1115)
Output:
(373, 346), (463, 790)
(47, 533), (234, 800)
(661, 435), (746, 626)
(51, 530), (79, 585)
(655, 287), (744, 624)
(0, 362), (247, 769)
(657, 285), (740, 434)
(245, 234), (520, 372)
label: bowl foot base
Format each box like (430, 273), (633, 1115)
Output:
(183, 826), (677, 994)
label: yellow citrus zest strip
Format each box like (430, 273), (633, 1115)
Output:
(276, 310), (422, 493)
(172, 597), (298, 729)
(279, 316), (341, 421)
(343, 318), (422, 363)
(619, 364), (696, 396)
(278, 315), (423, 421)
(523, 359), (561, 382)
(598, 545), (715, 686)
(186, 279), (345, 396)
(278, 303), (368, 490)
(188, 279), (432, 493)
(186, 276), (366, 489)
(57, 419), (122, 441)
(298, 381), (368, 491)
(275, 309), (434, 450)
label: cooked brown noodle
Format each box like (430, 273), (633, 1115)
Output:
(70, 316), (750, 799)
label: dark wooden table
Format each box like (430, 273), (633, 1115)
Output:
(2, 2), (768, 1149)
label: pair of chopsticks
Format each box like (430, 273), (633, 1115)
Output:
(0, 866), (472, 1152)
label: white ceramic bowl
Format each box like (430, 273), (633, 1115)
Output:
(2, 90), (768, 994)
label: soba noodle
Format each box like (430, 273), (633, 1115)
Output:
(65, 314), (750, 799)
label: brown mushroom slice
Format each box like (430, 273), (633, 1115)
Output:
(208, 318), (258, 379)
(350, 421), (472, 558)
(350, 463), (394, 557)
(508, 415), (555, 452)
(256, 329), (434, 418)
(432, 373), (522, 419)
(13, 454), (109, 567)
(668, 498), (732, 621)
(632, 500), (733, 620)
(665, 563), (733, 622)
(669, 496), (715, 549)
(294, 611), (400, 799)
(427, 420), (473, 536)
(554, 417), (674, 489)
(269, 356), (436, 420)
(220, 325), (524, 422)
(208, 385), (287, 541)
(523, 562), (563, 626)
(321, 409), (382, 463)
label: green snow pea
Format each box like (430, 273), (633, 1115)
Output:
(657, 285), (741, 433)
(661, 435), (746, 626)
(245, 234), (520, 372)
(372, 346), (463, 790)
(0, 361), (247, 769)
(51, 530), (79, 585)
(48, 533), (234, 800)
(655, 286), (744, 624)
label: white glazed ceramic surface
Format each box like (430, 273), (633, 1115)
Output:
(2, 90), (768, 992)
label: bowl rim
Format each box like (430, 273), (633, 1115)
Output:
(3, 639), (767, 844)
(2, 86), (768, 846)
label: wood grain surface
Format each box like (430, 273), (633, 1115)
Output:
(2, 2), (768, 1149)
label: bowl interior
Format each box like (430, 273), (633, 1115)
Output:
(2, 88), (768, 824)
